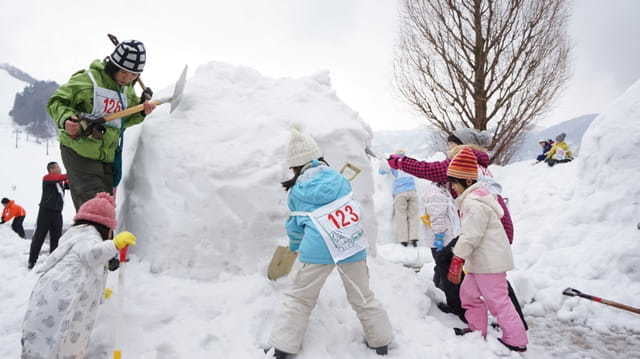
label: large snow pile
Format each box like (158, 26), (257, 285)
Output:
(119, 62), (378, 279)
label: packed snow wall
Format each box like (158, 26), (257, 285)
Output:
(118, 62), (377, 279)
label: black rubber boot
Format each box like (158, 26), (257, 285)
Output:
(454, 327), (473, 336)
(263, 348), (290, 359)
(437, 302), (453, 313)
(497, 338), (527, 352)
(372, 345), (388, 356)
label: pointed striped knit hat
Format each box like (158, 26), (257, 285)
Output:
(447, 147), (478, 180)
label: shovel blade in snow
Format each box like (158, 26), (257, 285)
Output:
(169, 65), (188, 113)
(267, 246), (298, 281)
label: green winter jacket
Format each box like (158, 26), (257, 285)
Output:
(47, 60), (145, 163)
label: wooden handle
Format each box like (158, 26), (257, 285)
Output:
(602, 299), (640, 315)
(104, 100), (161, 122)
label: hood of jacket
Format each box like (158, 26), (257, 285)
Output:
(289, 163), (350, 207)
(455, 182), (504, 218)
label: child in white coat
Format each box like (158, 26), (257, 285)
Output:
(422, 182), (464, 320)
(21, 192), (136, 358)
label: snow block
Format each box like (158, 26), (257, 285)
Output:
(119, 62), (377, 279)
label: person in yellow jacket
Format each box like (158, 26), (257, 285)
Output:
(545, 133), (573, 167)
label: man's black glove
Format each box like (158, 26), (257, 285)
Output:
(78, 113), (106, 140)
(108, 256), (120, 271)
(140, 87), (153, 103)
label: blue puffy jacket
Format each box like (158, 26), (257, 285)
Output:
(286, 162), (367, 264)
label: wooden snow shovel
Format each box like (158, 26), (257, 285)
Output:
(562, 287), (640, 315)
(102, 65), (188, 123)
(266, 162), (363, 281)
(267, 246), (299, 281)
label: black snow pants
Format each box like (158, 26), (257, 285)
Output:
(10, 216), (26, 238)
(29, 208), (63, 266)
(431, 237), (529, 330)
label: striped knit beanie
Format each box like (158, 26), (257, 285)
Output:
(109, 40), (146, 73)
(447, 147), (478, 180)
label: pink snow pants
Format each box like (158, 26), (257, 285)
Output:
(460, 273), (528, 347)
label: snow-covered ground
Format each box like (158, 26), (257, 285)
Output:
(1, 61), (640, 358)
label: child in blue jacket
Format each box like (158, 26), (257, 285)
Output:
(379, 150), (420, 247)
(268, 128), (393, 358)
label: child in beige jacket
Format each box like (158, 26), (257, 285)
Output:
(446, 147), (528, 352)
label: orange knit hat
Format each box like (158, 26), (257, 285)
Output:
(447, 147), (478, 180)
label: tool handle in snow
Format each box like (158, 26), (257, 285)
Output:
(563, 287), (640, 315)
(600, 299), (640, 314)
(119, 247), (129, 262)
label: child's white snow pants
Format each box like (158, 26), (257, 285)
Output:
(393, 190), (419, 243)
(269, 260), (393, 354)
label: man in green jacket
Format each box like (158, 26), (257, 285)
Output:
(48, 40), (156, 210)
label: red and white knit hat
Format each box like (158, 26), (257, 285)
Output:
(447, 147), (478, 180)
(74, 192), (117, 229)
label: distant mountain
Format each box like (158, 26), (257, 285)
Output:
(510, 114), (597, 163)
(0, 63), (59, 139)
(0, 63), (37, 85)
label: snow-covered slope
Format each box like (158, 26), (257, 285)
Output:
(119, 63), (378, 280)
(490, 79), (640, 351)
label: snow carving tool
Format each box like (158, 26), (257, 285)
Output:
(103, 65), (188, 122)
(108, 33), (147, 92)
(562, 287), (640, 315)
(112, 246), (130, 359)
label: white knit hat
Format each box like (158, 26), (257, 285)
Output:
(287, 127), (323, 168)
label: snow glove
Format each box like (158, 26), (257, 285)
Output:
(113, 231), (137, 250)
(434, 232), (445, 251)
(140, 87), (153, 103)
(77, 113), (107, 140)
(387, 154), (404, 170)
(447, 256), (465, 284)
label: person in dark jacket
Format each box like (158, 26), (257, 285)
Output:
(535, 139), (553, 162)
(28, 162), (70, 269)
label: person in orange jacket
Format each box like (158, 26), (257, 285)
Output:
(1, 197), (26, 238)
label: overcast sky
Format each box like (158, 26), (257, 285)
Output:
(1, 0), (639, 130)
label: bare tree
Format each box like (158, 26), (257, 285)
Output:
(394, 0), (570, 164)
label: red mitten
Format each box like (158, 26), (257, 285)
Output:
(387, 154), (404, 169)
(447, 256), (465, 284)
